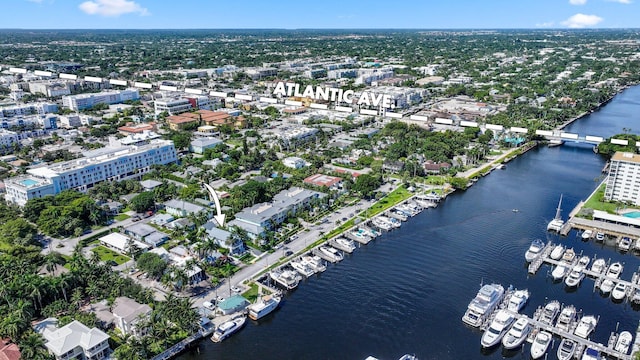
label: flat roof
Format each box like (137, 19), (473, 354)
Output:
(612, 152), (640, 164)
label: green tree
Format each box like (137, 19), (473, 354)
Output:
(129, 192), (156, 213)
(136, 252), (167, 280)
(352, 174), (382, 198)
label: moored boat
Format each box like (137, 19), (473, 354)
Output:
(590, 258), (606, 275)
(211, 316), (246, 342)
(581, 229), (593, 240)
(290, 259), (315, 277)
(506, 289), (529, 312)
(530, 331), (552, 359)
(524, 239), (545, 262)
(547, 194), (565, 232)
(247, 294), (282, 321)
(301, 255), (326, 273)
(319, 246), (344, 262)
(539, 300), (561, 325)
(565, 268), (585, 287)
(480, 310), (514, 348)
(335, 237), (357, 253)
(557, 338), (577, 360)
(551, 265), (568, 281)
(555, 305), (576, 332)
(269, 269), (300, 290)
(562, 248), (576, 264)
(461, 283), (505, 328)
(611, 282), (627, 301)
(619, 237), (632, 252)
(614, 330), (633, 354)
(550, 245), (565, 260)
(581, 346), (601, 360)
(501, 317), (531, 350)
(596, 232), (605, 241)
(574, 315), (598, 338)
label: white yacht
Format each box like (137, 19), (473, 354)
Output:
(269, 269), (300, 290)
(601, 262), (623, 293)
(524, 239), (545, 262)
(530, 331), (552, 359)
(335, 237), (356, 253)
(614, 331), (633, 354)
(557, 338), (577, 360)
(565, 268), (585, 287)
(301, 255), (326, 273)
(539, 300), (561, 325)
(562, 248), (576, 264)
(551, 264), (569, 281)
(371, 217), (392, 231)
(501, 317), (531, 350)
(612, 282), (627, 301)
(619, 237), (632, 252)
(461, 283), (505, 327)
(547, 194), (565, 232)
(590, 258), (606, 275)
(247, 294), (281, 321)
(289, 259), (315, 277)
(555, 305), (576, 332)
(211, 316), (246, 342)
(550, 245), (565, 260)
(319, 246), (344, 262)
(506, 289), (529, 312)
(577, 255), (590, 268)
(595, 232), (605, 241)
(581, 229), (593, 240)
(480, 310), (514, 348)
(574, 315), (598, 338)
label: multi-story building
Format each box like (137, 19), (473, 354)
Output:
(0, 130), (19, 148)
(0, 102), (58, 117)
(28, 81), (71, 97)
(37, 319), (111, 360)
(605, 152), (640, 205)
(4, 139), (177, 206)
(154, 98), (193, 115)
(59, 115), (82, 128)
(62, 89), (139, 111)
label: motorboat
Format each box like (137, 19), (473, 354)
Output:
(461, 283), (505, 327)
(480, 310), (514, 348)
(506, 289), (530, 312)
(581, 229), (593, 240)
(547, 194), (565, 232)
(301, 255), (326, 273)
(398, 355), (418, 360)
(601, 279), (615, 294)
(565, 268), (585, 287)
(612, 282), (627, 301)
(247, 294), (282, 320)
(371, 217), (392, 231)
(631, 288), (640, 304)
(387, 217), (402, 228)
(562, 248), (576, 264)
(614, 330), (633, 354)
(555, 305), (576, 332)
(289, 259), (315, 278)
(590, 258), (606, 275)
(574, 315), (598, 338)
(606, 262), (623, 278)
(319, 246), (344, 262)
(530, 330), (552, 359)
(581, 346), (601, 360)
(595, 232), (605, 241)
(577, 255), (590, 268)
(335, 237), (357, 253)
(211, 316), (246, 342)
(550, 245), (565, 260)
(525, 239), (545, 262)
(539, 300), (561, 325)
(619, 237), (632, 252)
(501, 317), (531, 350)
(551, 265), (568, 281)
(557, 338), (577, 360)
(269, 269), (300, 290)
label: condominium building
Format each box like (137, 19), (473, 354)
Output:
(4, 139), (177, 206)
(62, 89), (140, 111)
(154, 98), (193, 115)
(28, 81), (71, 97)
(0, 102), (58, 117)
(604, 152), (640, 205)
(0, 130), (19, 147)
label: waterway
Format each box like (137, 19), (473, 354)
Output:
(179, 86), (640, 360)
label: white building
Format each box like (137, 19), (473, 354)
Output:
(0, 102), (58, 117)
(154, 98), (192, 115)
(605, 152), (640, 205)
(282, 156), (307, 169)
(0, 130), (19, 148)
(111, 297), (152, 337)
(36, 318), (110, 360)
(28, 81), (71, 97)
(62, 88), (139, 111)
(60, 114), (82, 128)
(4, 139), (177, 206)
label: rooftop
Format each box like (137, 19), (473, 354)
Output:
(612, 151), (640, 164)
(304, 174), (343, 187)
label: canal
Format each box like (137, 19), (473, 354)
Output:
(179, 86), (640, 360)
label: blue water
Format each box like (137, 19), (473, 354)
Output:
(179, 86), (640, 360)
(21, 179), (38, 186)
(623, 212), (640, 219)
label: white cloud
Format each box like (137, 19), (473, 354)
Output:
(606, 0), (632, 3)
(569, 0), (587, 5)
(79, 0), (149, 17)
(561, 13), (603, 28)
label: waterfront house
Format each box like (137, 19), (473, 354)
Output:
(35, 318), (110, 360)
(216, 295), (250, 315)
(203, 221), (246, 255)
(123, 223), (169, 247)
(112, 297), (152, 337)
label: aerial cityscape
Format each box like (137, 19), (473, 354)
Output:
(1, 1), (640, 360)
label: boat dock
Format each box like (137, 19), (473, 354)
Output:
(329, 238), (356, 253)
(344, 231), (373, 244)
(312, 248), (340, 263)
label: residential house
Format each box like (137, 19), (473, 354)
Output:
(151, 213), (174, 226)
(112, 297), (152, 337)
(163, 199), (208, 218)
(282, 156), (307, 169)
(423, 160), (451, 174)
(167, 246), (205, 284)
(140, 179), (163, 191)
(35, 318), (110, 360)
(167, 113), (200, 131)
(123, 223), (169, 247)
(99, 232), (151, 254)
(382, 160), (404, 173)
(102, 201), (123, 216)
(0, 338), (21, 360)
(190, 137), (222, 154)
(303, 174), (344, 192)
(203, 221), (245, 255)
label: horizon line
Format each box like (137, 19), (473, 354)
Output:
(1, 27), (640, 31)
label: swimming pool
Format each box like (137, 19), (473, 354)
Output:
(623, 211), (640, 218)
(21, 179), (38, 187)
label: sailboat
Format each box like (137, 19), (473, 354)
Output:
(547, 194), (565, 232)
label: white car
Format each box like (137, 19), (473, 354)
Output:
(231, 286), (242, 293)
(203, 301), (215, 310)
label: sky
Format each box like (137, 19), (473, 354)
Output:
(4, 0), (639, 29)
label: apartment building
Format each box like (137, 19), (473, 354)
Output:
(605, 151), (640, 205)
(4, 139), (177, 206)
(62, 89), (139, 111)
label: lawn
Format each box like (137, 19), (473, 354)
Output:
(114, 213), (130, 221)
(92, 245), (130, 265)
(583, 183), (631, 214)
(241, 283), (259, 303)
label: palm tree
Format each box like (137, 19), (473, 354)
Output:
(17, 331), (50, 360)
